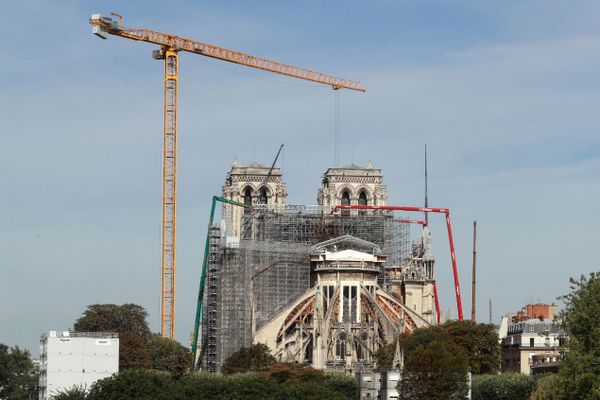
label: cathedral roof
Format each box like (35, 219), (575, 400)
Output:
(322, 162), (382, 177)
(228, 161), (282, 177)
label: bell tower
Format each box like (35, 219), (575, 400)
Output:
(317, 161), (387, 208)
(221, 159), (287, 238)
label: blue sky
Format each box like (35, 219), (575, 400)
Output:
(1, 0), (599, 355)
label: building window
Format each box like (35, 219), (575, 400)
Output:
(358, 191), (367, 215)
(342, 286), (358, 323)
(530, 338), (535, 347)
(258, 187), (268, 204)
(336, 333), (347, 360)
(341, 191), (350, 216)
(358, 191), (367, 206)
(341, 191), (350, 206)
(243, 187), (253, 214)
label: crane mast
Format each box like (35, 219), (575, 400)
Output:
(90, 13), (365, 339)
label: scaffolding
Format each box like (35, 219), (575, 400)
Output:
(200, 205), (410, 371)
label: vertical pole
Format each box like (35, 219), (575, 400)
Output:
(161, 49), (178, 339)
(424, 144), (428, 225)
(471, 221), (477, 322)
(445, 211), (464, 320)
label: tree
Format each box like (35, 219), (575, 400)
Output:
(533, 272), (600, 399)
(0, 344), (38, 400)
(146, 335), (191, 379)
(399, 340), (469, 400)
(221, 343), (275, 374)
(374, 321), (500, 374)
(73, 304), (153, 371)
(443, 320), (500, 374)
(74, 304), (151, 339)
(373, 341), (395, 371)
(118, 332), (150, 370)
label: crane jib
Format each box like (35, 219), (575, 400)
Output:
(90, 14), (365, 92)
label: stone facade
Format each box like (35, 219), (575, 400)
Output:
(500, 317), (564, 374)
(221, 160), (287, 238)
(318, 162), (387, 208)
(386, 227), (436, 325)
(254, 235), (429, 372)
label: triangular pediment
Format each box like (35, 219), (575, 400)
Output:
(310, 234), (381, 254)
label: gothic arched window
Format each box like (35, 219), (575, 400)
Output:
(258, 187), (268, 204)
(341, 191), (351, 216)
(358, 191), (368, 206)
(358, 191), (368, 215)
(341, 191), (350, 206)
(243, 187), (253, 214)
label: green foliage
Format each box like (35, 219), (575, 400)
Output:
(221, 343), (275, 374)
(0, 344), (38, 400)
(529, 374), (563, 400)
(373, 341), (395, 371)
(221, 373), (281, 400)
(146, 335), (191, 379)
(50, 385), (88, 400)
(181, 371), (347, 400)
(443, 320), (501, 374)
(471, 373), (536, 400)
(86, 369), (180, 400)
(118, 332), (150, 370)
(399, 340), (469, 400)
(374, 321), (500, 374)
(74, 304), (151, 339)
(325, 372), (359, 400)
(67, 368), (354, 400)
(280, 382), (345, 400)
(73, 304), (190, 375)
(178, 372), (230, 399)
(261, 362), (326, 384)
(532, 272), (600, 399)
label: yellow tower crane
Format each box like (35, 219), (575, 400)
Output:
(89, 13), (365, 339)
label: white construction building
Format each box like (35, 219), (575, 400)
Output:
(38, 331), (119, 399)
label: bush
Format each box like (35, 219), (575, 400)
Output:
(472, 373), (536, 400)
(261, 362), (326, 384)
(181, 372), (281, 400)
(86, 369), (180, 400)
(64, 366), (356, 400)
(280, 382), (344, 400)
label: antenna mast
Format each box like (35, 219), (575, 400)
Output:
(424, 144), (429, 225)
(471, 220), (477, 321)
